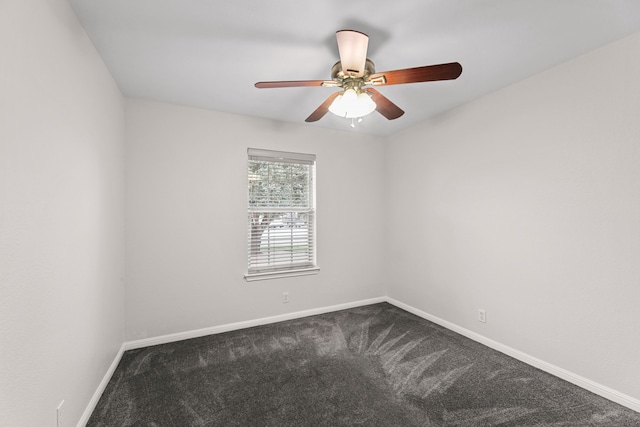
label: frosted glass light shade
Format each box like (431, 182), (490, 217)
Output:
(328, 89), (376, 118)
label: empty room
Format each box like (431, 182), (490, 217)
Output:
(2, 0), (640, 426)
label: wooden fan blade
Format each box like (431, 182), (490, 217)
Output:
(255, 80), (329, 89)
(336, 30), (369, 77)
(305, 92), (341, 122)
(365, 88), (404, 120)
(369, 62), (462, 86)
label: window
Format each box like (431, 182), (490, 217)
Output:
(245, 148), (318, 281)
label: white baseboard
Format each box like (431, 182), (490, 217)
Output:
(386, 297), (640, 413)
(77, 343), (125, 427)
(123, 296), (387, 351)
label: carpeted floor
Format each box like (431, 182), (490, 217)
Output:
(87, 303), (640, 426)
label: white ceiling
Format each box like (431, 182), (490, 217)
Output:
(68, 0), (640, 136)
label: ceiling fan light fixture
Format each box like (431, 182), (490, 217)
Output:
(328, 88), (376, 119)
(357, 91), (376, 116)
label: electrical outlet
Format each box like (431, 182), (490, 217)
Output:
(478, 309), (487, 323)
(282, 292), (289, 303)
(57, 400), (65, 427)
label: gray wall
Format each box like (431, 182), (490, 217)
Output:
(0, 0), (125, 425)
(386, 32), (640, 401)
(124, 99), (387, 341)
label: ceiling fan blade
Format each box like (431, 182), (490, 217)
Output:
(336, 30), (369, 77)
(305, 92), (341, 122)
(369, 62), (462, 86)
(365, 88), (404, 120)
(255, 80), (329, 89)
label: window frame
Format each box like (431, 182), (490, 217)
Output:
(244, 148), (319, 281)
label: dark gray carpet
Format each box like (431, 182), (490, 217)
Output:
(87, 303), (640, 426)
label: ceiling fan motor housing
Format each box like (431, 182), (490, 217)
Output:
(331, 59), (376, 80)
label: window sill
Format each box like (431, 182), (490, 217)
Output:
(244, 267), (320, 282)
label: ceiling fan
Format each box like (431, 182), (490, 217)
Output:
(255, 30), (462, 125)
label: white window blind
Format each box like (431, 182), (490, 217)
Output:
(246, 148), (317, 280)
